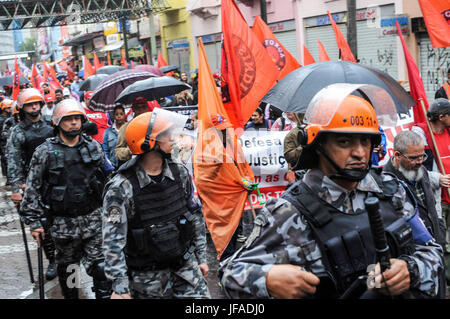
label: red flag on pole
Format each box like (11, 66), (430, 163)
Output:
(303, 45), (316, 65)
(193, 38), (254, 259)
(4, 64), (11, 76)
(43, 62), (63, 90)
(31, 64), (44, 89)
(130, 60), (135, 69)
(120, 49), (128, 69)
(221, 0), (278, 132)
(157, 50), (168, 68)
(317, 38), (331, 62)
(418, 0), (450, 49)
(83, 56), (95, 79)
(252, 15), (301, 81)
(327, 11), (357, 62)
(395, 20), (429, 124)
(12, 56), (20, 100)
(93, 52), (103, 70)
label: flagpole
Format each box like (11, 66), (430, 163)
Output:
(433, 48), (446, 84)
(419, 98), (450, 196)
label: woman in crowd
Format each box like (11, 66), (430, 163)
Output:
(102, 105), (126, 169)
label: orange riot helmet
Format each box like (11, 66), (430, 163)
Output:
(52, 99), (87, 126)
(17, 88), (44, 109)
(1, 98), (13, 111)
(293, 83), (397, 175)
(12, 101), (19, 115)
(126, 108), (188, 155)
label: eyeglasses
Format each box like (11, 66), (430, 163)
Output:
(399, 153), (428, 163)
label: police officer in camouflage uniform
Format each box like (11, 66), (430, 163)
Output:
(20, 99), (112, 299)
(219, 84), (444, 299)
(6, 88), (57, 280)
(0, 98), (12, 180)
(102, 108), (210, 299)
(1, 101), (20, 186)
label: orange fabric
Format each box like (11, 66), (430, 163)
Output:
(252, 15), (301, 81)
(395, 21), (429, 124)
(43, 62), (63, 90)
(221, 0), (278, 133)
(93, 52), (103, 70)
(317, 38), (331, 62)
(327, 11), (357, 62)
(30, 64), (43, 89)
(157, 50), (168, 68)
(121, 49), (128, 69)
(83, 56), (95, 78)
(444, 82), (450, 99)
(194, 39), (254, 260)
(418, 0), (450, 49)
(131, 60), (135, 70)
(12, 56), (20, 100)
(303, 45), (316, 65)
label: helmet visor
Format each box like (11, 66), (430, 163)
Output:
(149, 107), (190, 144)
(304, 83), (398, 128)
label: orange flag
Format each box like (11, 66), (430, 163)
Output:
(303, 45), (316, 65)
(157, 50), (168, 68)
(327, 11), (357, 62)
(130, 60), (135, 69)
(12, 56), (20, 100)
(193, 39), (254, 259)
(418, 0), (450, 49)
(31, 64), (43, 89)
(43, 62), (63, 90)
(221, 0), (278, 132)
(83, 56), (95, 78)
(93, 52), (103, 70)
(252, 15), (301, 81)
(317, 38), (331, 61)
(121, 49), (128, 69)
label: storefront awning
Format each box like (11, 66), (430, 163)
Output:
(99, 41), (124, 52)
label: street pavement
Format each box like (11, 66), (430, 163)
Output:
(0, 174), (226, 299)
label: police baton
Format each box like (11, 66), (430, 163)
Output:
(37, 234), (45, 299)
(17, 204), (34, 284)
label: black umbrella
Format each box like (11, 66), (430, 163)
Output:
(0, 75), (30, 86)
(115, 76), (191, 104)
(95, 65), (126, 75)
(160, 65), (179, 74)
(262, 61), (415, 115)
(79, 74), (109, 91)
(89, 70), (157, 112)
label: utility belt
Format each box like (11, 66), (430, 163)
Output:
(125, 212), (196, 271)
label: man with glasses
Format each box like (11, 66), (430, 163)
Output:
(383, 130), (448, 297)
(412, 98), (450, 286)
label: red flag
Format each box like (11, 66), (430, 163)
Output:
(12, 56), (20, 100)
(395, 20), (429, 124)
(252, 15), (301, 81)
(221, 0), (278, 131)
(83, 56), (95, 78)
(157, 50), (168, 68)
(327, 11), (357, 62)
(58, 60), (75, 80)
(43, 62), (63, 90)
(418, 0), (450, 49)
(4, 64), (11, 76)
(193, 38), (254, 259)
(31, 64), (44, 89)
(317, 38), (331, 62)
(303, 45), (316, 65)
(120, 49), (128, 69)
(93, 52), (103, 70)
(130, 60), (135, 69)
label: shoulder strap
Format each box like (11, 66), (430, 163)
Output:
(282, 181), (332, 227)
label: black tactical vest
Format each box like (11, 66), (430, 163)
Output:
(282, 169), (415, 298)
(123, 162), (195, 271)
(42, 136), (103, 217)
(18, 119), (54, 169)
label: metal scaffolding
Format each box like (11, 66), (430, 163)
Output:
(0, 0), (171, 30)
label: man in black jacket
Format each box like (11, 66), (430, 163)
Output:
(383, 130), (448, 297)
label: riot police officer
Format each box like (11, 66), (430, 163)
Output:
(0, 98), (12, 180)
(20, 99), (111, 299)
(6, 88), (57, 280)
(219, 84), (444, 299)
(102, 108), (210, 299)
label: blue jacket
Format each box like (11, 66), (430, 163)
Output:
(102, 127), (119, 168)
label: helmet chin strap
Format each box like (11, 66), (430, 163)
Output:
(60, 127), (82, 139)
(153, 144), (171, 159)
(316, 145), (371, 182)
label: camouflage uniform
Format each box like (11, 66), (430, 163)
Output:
(20, 133), (110, 299)
(102, 156), (210, 299)
(1, 116), (18, 183)
(219, 168), (444, 298)
(0, 114), (10, 178)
